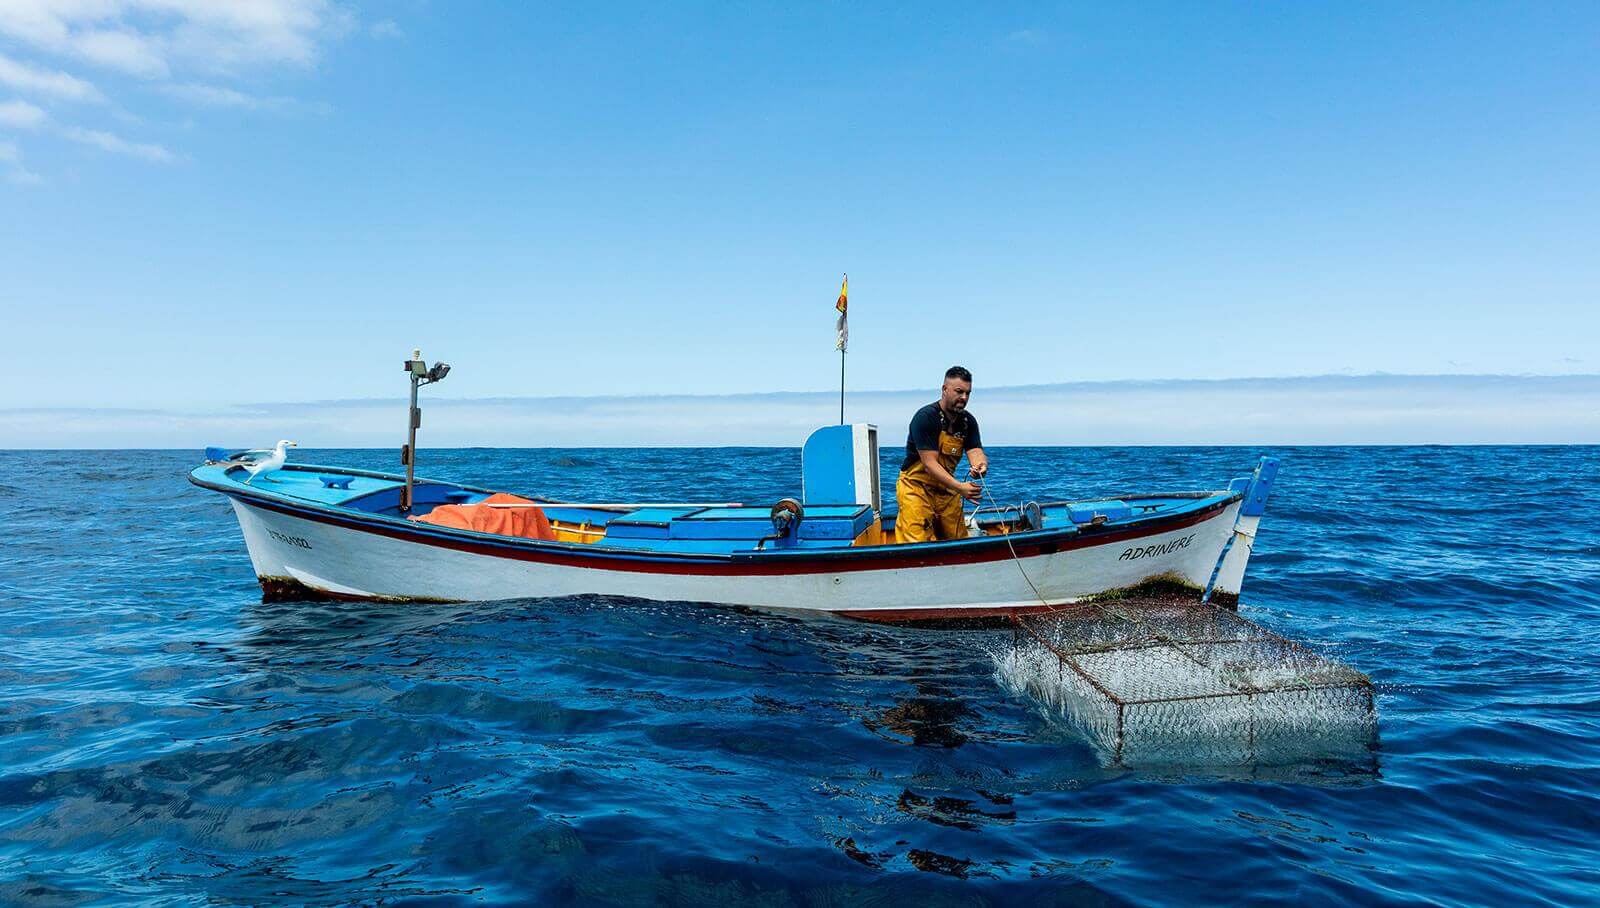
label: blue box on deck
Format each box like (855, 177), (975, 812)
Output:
(795, 505), (873, 541)
(609, 503), (872, 545)
(605, 507), (700, 539)
(670, 508), (775, 541)
(1068, 501), (1132, 524)
(663, 505), (872, 543)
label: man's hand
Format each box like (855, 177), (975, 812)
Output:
(968, 449), (989, 480)
(955, 481), (983, 502)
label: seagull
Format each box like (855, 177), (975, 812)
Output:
(244, 440), (297, 484)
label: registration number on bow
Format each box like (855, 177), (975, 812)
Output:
(1118, 533), (1195, 561)
(268, 530), (313, 550)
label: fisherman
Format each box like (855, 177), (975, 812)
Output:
(895, 366), (988, 543)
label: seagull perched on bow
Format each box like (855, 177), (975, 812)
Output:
(243, 440), (297, 484)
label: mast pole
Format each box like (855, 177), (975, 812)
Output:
(402, 348), (421, 513)
(839, 347), (845, 424)
(403, 372), (418, 512)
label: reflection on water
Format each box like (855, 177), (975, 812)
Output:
(896, 789), (1017, 832)
(865, 686), (980, 748)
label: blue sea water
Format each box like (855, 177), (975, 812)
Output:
(2, 446), (1598, 905)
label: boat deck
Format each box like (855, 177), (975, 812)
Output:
(190, 462), (1236, 557)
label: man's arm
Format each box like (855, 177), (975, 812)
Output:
(918, 449), (982, 501)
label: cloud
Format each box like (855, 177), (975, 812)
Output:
(1002, 28), (1047, 51)
(0, 3), (363, 179)
(0, 138), (43, 183)
(60, 124), (173, 162)
(155, 81), (329, 115)
(0, 98), (47, 129)
(4, 375), (1598, 449)
(370, 19), (403, 40)
(158, 81), (257, 107)
(0, 1), (347, 77)
(0, 51), (102, 101)
(72, 26), (170, 78)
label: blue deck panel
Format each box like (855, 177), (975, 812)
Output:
(607, 507), (703, 539)
(686, 507), (772, 521)
(338, 482), (481, 514)
(1068, 500), (1134, 524)
(594, 535), (859, 555)
(540, 507), (623, 526)
(787, 537), (865, 549)
(592, 536), (757, 555)
(797, 505), (872, 519)
(667, 504), (872, 541)
(968, 494), (1225, 533)
(670, 518), (772, 541)
(192, 464), (403, 507)
(611, 507), (703, 526)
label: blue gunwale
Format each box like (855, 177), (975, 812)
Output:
(187, 461), (1243, 570)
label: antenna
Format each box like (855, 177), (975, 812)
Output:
(400, 348), (452, 513)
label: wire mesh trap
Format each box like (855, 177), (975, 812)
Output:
(998, 599), (1377, 766)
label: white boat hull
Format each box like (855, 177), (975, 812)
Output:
(228, 496), (1246, 621)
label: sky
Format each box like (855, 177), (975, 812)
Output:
(1, 2), (1597, 442)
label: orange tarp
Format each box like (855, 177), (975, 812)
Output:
(410, 492), (555, 541)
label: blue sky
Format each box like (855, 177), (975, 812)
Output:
(1, 2), (1597, 420)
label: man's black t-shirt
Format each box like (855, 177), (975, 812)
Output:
(901, 403), (981, 471)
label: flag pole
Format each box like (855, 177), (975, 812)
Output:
(835, 272), (848, 425)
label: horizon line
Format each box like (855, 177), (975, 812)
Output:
(4, 370), (1597, 414)
(4, 442), (1596, 453)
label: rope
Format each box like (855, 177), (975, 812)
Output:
(967, 468), (1055, 614)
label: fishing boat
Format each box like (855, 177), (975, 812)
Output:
(189, 354), (1279, 622)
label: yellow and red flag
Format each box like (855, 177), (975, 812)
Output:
(834, 273), (849, 352)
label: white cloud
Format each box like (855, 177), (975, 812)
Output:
(0, 98), (47, 129)
(156, 81), (329, 115)
(0, 138), (43, 183)
(0, 51), (103, 101)
(73, 27), (170, 78)
(0, 1), (347, 77)
(0, 2), (367, 178)
(61, 124), (173, 162)
(370, 19), (403, 40)
(1002, 29), (1047, 51)
(159, 81), (260, 107)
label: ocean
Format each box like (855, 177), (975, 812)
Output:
(2, 446), (1597, 905)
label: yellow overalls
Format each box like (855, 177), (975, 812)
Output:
(895, 423), (969, 544)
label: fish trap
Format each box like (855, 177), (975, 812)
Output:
(1004, 601), (1376, 765)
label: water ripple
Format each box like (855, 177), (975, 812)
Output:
(2, 446), (1597, 904)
